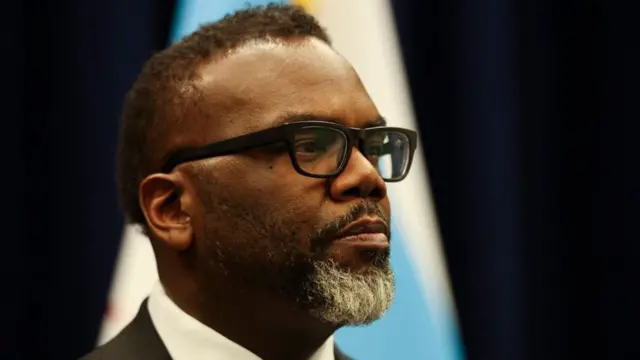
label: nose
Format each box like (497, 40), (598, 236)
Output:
(329, 148), (387, 201)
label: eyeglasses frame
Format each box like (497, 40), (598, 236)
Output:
(161, 120), (418, 182)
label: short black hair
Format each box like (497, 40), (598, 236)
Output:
(116, 3), (331, 226)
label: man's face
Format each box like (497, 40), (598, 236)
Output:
(182, 38), (393, 325)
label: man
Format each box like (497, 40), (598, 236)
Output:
(83, 4), (417, 360)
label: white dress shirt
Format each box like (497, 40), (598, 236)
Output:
(147, 282), (336, 360)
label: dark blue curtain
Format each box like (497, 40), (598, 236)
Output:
(391, 0), (638, 359)
(3, 1), (174, 359)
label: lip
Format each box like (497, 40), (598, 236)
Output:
(333, 217), (390, 248)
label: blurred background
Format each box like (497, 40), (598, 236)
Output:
(4, 0), (638, 359)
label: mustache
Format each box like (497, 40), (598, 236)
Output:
(310, 202), (390, 252)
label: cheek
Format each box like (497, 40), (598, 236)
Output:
(205, 166), (327, 240)
(258, 179), (326, 231)
(243, 157), (328, 221)
(381, 197), (392, 219)
(193, 152), (334, 250)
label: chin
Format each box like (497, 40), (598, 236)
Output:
(306, 259), (395, 326)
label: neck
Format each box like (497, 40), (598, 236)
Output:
(163, 274), (338, 360)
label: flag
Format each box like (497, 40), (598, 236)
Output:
(100, 2), (464, 359)
(305, 1), (463, 358)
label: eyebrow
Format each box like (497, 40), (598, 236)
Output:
(272, 112), (387, 128)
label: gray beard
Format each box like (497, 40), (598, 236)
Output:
(203, 234), (395, 326)
(307, 260), (395, 326)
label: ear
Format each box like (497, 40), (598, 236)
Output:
(139, 173), (195, 251)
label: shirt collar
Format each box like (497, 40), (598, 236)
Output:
(147, 282), (336, 360)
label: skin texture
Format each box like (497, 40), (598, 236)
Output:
(138, 37), (392, 360)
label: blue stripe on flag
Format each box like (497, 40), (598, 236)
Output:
(171, 0), (285, 42)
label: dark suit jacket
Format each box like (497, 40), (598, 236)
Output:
(81, 300), (353, 360)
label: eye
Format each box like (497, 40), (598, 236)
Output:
(294, 130), (338, 155)
(365, 134), (386, 156)
(365, 143), (384, 156)
(294, 139), (327, 154)
(293, 127), (346, 165)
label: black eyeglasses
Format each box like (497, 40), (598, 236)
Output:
(161, 121), (418, 182)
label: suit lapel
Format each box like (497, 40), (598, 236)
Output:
(104, 299), (171, 360)
(121, 299), (172, 359)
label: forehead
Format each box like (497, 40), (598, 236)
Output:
(195, 37), (380, 138)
